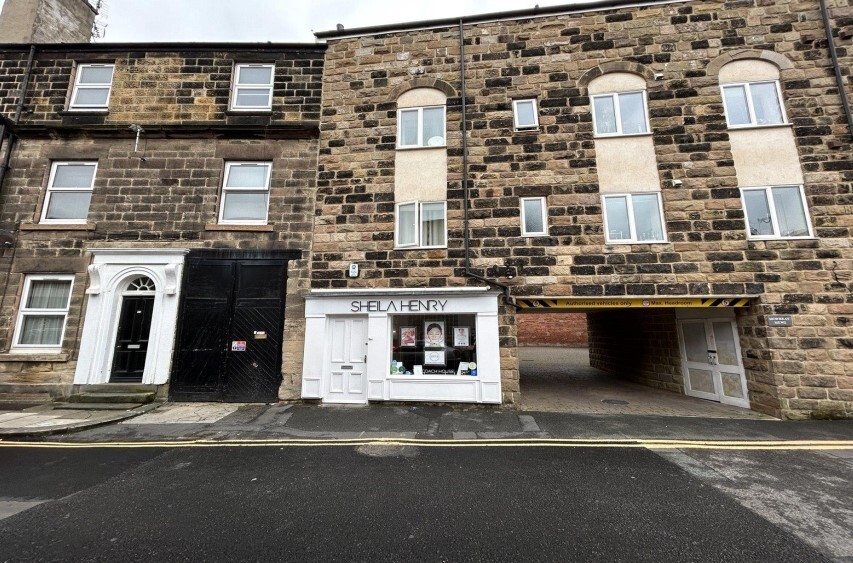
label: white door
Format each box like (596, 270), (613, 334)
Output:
(678, 319), (749, 408)
(324, 316), (368, 404)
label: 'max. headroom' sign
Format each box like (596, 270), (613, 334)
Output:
(351, 299), (448, 312)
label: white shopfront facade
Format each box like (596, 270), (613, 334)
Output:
(301, 288), (502, 404)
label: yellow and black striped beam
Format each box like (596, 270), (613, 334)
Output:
(515, 297), (752, 310)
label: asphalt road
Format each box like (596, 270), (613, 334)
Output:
(0, 445), (834, 562)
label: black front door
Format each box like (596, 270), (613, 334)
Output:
(110, 296), (155, 383)
(169, 250), (298, 402)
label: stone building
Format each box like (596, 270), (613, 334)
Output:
(0, 0), (324, 402)
(303, 0), (852, 419)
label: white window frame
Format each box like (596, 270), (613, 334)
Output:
(740, 185), (813, 240)
(69, 63), (114, 111)
(11, 274), (74, 352)
(520, 197), (548, 237)
(396, 106), (447, 149)
(591, 90), (650, 137)
(602, 192), (668, 244)
(394, 201), (447, 249)
(512, 99), (539, 130)
(720, 81), (787, 128)
(40, 161), (97, 225)
(230, 63), (275, 111)
(218, 161), (272, 225)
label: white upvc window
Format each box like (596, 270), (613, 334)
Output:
(218, 161), (272, 225)
(12, 275), (74, 351)
(591, 91), (649, 136)
(602, 192), (667, 244)
(40, 161), (97, 224)
(231, 63), (275, 111)
(69, 63), (114, 111)
(395, 201), (447, 248)
(520, 197), (548, 236)
(397, 106), (446, 148)
(741, 185), (812, 240)
(512, 99), (539, 130)
(721, 81), (786, 128)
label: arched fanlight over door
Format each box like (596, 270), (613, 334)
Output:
(127, 276), (156, 292)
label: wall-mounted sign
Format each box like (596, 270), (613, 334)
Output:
(351, 299), (448, 313)
(768, 315), (793, 327)
(231, 341), (247, 351)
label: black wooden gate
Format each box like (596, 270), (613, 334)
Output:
(169, 250), (300, 402)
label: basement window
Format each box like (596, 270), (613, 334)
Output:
(40, 161), (97, 224)
(602, 193), (666, 243)
(741, 185), (812, 239)
(395, 201), (447, 248)
(219, 162), (272, 224)
(69, 64), (114, 111)
(231, 64), (275, 111)
(12, 275), (74, 351)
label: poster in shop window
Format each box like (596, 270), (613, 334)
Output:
(400, 327), (417, 347)
(453, 327), (469, 347)
(424, 321), (445, 348)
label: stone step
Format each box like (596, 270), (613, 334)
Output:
(79, 384), (158, 394)
(66, 392), (155, 404)
(53, 402), (146, 411)
(0, 392), (52, 405)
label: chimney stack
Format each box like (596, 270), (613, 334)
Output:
(0, 0), (97, 43)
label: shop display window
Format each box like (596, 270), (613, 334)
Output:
(391, 314), (477, 376)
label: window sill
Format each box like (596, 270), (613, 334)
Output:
(747, 236), (816, 241)
(605, 240), (669, 245)
(395, 145), (447, 151)
(206, 224), (274, 232)
(514, 127), (540, 133)
(225, 109), (273, 115)
(393, 246), (447, 251)
(594, 132), (653, 140)
(522, 233), (548, 238)
(0, 352), (69, 362)
(727, 123), (792, 132)
(58, 109), (109, 115)
(20, 222), (96, 231)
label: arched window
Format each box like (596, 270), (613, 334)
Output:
(589, 73), (649, 137)
(719, 60), (787, 128)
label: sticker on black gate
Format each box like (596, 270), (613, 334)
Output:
(231, 341), (247, 351)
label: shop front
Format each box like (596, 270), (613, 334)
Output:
(301, 288), (502, 404)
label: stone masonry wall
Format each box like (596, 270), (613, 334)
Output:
(518, 312), (588, 346)
(315, 0), (852, 417)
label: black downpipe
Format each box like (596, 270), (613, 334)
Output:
(818, 0), (853, 140)
(0, 45), (35, 193)
(458, 20), (516, 308)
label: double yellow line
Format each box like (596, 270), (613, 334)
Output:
(2, 437), (852, 450)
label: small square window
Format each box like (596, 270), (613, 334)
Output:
(219, 162), (271, 224)
(520, 197), (548, 236)
(512, 99), (539, 130)
(395, 201), (447, 248)
(397, 106), (446, 148)
(722, 81), (786, 127)
(69, 64), (114, 111)
(41, 161), (97, 224)
(231, 64), (274, 111)
(602, 193), (667, 243)
(741, 185), (812, 239)
(591, 91), (649, 136)
(12, 275), (74, 350)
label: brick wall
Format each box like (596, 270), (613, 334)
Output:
(518, 312), (588, 347)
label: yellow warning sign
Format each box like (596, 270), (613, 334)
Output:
(515, 297), (752, 310)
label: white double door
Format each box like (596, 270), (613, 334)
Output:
(324, 316), (368, 404)
(678, 318), (749, 408)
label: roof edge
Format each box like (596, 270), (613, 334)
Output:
(0, 41), (326, 52)
(315, 0), (688, 39)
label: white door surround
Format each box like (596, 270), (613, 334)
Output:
(324, 316), (368, 404)
(676, 311), (750, 408)
(73, 248), (188, 385)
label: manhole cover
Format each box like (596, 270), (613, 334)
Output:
(601, 399), (629, 405)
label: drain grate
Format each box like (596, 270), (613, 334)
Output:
(601, 399), (629, 405)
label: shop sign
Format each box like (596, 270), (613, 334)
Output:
(516, 297), (752, 310)
(351, 299), (448, 313)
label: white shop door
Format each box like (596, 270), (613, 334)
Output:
(678, 319), (749, 408)
(324, 316), (368, 404)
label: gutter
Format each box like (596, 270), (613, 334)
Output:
(818, 0), (853, 140)
(457, 20), (516, 309)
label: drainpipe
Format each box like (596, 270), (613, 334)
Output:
(818, 0), (853, 140)
(458, 19), (517, 308)
(0, 45), (35, 191)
